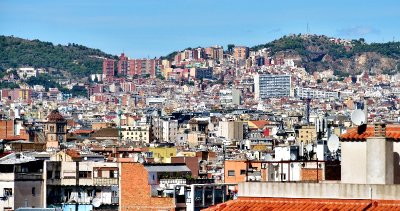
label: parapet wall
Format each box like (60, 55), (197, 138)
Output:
(239, 182), (400, 200)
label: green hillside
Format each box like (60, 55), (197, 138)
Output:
(0, 36), (116, 76)
(251, 34), (400, 74)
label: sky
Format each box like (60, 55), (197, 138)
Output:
(0, 0), (399, 58)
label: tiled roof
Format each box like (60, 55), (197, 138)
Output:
(202, 197), (400, 211)
(248, 120), (269, 129)
(66, 149), (80, 158)
(47, 109), (65, 122)
(73, 129), (95, 134)
(340, 124), (400, 141)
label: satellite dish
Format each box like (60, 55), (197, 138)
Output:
(92, 198), (101, 208)
(265, 154), (273, 161)
(133, 154), (139, 162)
(290, 153), (297, 161)
(351, 109), (365, 125)
(138, 155), (145, 164)
(306, 144), (313, 152)
(327, 134), (340, 152)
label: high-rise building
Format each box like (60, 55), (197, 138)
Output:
(254, 74), (292, 100)
(117, 53), (129, 76)
(103, 59), (115, 78)
(234, 46), (249, 60)
(205, 46), (223, 61)
(128, 59), (157, 77)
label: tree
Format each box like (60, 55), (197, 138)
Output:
(227, 44), (235, 53)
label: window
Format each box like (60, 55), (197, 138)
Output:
(47, 171), (53, 179)
(281, 173), (286, 181)
(4, 188), (12, 197)
(32, 187), (36, 196)
(228, 170), (235, 176)
(240, 170), (246, 175)
(79, 171), (92, 178)
(87, 189), (94, 197)
(110, 170), (118, 178)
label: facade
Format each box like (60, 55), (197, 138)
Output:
(117, 53), (129, 76)
(295, 87), (339, 99)
(128, 59), (157, 77)
(45, 156), (119, 211)
(148, 147), (177, 163)
(190, 67), (213, 80)
(44, 110), (67, 150)
(254, 74), (292, 100)
(121, 125), (150, 144)
(0, 154), (44, 211)
(152, 117), (178, 143)
(297, 125), (317, 145)
(217, 121), (245, 141)
(233, 46), (249, 60)
(102, 59), (115, 79)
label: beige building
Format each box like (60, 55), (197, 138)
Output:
(121, 125), (150, 144)
(187, 132), (207, 148)
(217, 121), (245, 141)
(44, 109), (67, 150)
(297, 125), (317, 144)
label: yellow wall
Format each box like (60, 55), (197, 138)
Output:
(149, 147), (177, 163)
(298, 125), (317, 144)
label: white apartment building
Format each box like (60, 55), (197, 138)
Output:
(254, 74), (292, 100)
(295, 87), (339, 99)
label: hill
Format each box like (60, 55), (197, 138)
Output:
(0, 35), (116, 77)
(251, 34), (400, 75)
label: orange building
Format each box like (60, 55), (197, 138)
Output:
(224, 160), (264, 185)
(0, 119), (29, 140)
(120, 162), (175, 211)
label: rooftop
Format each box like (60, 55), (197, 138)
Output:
(202, 197), (400, 211)
(340, 124), (400, 141)
(47, 109), (65, 122)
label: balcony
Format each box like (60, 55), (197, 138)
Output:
(47, 178), (61, 185)
(15, 173), (42, 180)
(93, 177), (118, 186)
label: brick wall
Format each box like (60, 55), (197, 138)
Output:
(120, 162), (175, 211)
(301, 168), (324, 181)
(0, 120), (14, 139)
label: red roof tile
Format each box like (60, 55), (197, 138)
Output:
(73, 129), (95, 134)
(66, 149), (80, 158)
(47, 109), (65, 122)
(202, 197), (400, 211)
(340, 124), (400, 141)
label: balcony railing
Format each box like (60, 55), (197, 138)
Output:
(93, 177), (118, 186)
(111, 197), (119, 204)
(15, 173), (42, 180)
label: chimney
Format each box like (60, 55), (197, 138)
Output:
(374, 123), (386, 137)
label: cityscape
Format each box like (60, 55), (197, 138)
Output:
(1, 1), (400, 211)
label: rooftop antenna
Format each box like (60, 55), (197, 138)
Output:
(307, 23), (310, 34)
(305, 93), (311, 125)
(118, 97), (122, 145)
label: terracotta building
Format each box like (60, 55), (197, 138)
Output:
(120, 162), (175, 211)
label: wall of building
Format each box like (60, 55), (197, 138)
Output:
(367, 137), (393, 184)
(341, 142), (367, 184)
(120, 162), (175, 211)
(14, 180), (44, 209)
(0, 174), (15, 210)
(149, 147), (177, 163)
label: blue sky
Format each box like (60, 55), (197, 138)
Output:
(1, 0), (399, 58)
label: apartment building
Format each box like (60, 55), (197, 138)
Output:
(254, 74), (292, 100)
